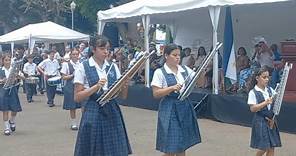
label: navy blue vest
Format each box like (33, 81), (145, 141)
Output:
(160, 65), (188, 98)
(82, 60), (117, 101)
(254, 87), (274, 118)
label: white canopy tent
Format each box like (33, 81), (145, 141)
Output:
(0, 21), (90, 54)
(97, 0), (295, 93)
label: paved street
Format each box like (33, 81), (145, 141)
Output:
(0, 92), (296, 156)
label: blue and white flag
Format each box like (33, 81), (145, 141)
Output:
(223, 7), (237, 83)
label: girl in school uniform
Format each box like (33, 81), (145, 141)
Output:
(151, 43), (201, 156)
(60, 48), (81, 130)
(0, 53), (23, 136)
(73, 35), (132, 156)
(247, 66), (281, 156)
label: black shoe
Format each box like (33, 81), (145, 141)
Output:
(9, 121), (16, 132)
(40, 91), (44, 94)
(49, 104), (55, 107)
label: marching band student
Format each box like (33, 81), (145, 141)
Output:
(0, 53), (23, 136)
(247, 66), (281, 156)
(73, 35), (132, 156)
(60, 48), (81, 130)
(151, 43), (201, 156)
(23, 54), (37, 103)
(38, 50), (60, 107)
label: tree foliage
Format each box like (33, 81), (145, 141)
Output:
(0, 0), (133, 34)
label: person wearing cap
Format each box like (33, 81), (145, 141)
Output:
(23, 54), (38, 103)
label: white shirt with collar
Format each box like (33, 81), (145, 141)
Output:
(38, 58), (60, 76)
(1, 67), (10, 79)
(23, 62), (37, 76)
(60, 60), (80, 75)
(74, 57), (121, 90)
(151, 63), (194, 92)
(247, 85), (276, 110)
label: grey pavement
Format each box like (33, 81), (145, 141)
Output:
(0, 92), (296, 156)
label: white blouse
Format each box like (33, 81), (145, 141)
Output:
(74, 57), (121, 90)
(247, 85), (276, 110)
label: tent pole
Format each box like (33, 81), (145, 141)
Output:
(209, 6), (221, 94)
(143, 15), (150, 88)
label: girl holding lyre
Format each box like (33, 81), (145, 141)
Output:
(247, 65), (281, 156)
(60, 48), (81, 130)
(151, 43), (201, 156)
(73, 35), (132, 156)
(0, 53), (23, 136)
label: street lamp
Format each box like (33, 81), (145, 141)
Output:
(70, 1), (76, 47)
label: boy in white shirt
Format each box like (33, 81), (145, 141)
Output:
(23, 54), (37, 103)
(38, 50), (60, 107)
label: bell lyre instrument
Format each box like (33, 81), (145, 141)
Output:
(178, 42), (223, 101)
(3, 59), (23, 89)
(272, 62), (293, 120)
(96, 50), (156, 106)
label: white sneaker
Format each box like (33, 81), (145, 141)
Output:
(70, 125), (78, 131)
(4, 129), (11, 136)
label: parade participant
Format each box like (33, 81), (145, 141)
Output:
(0, 53), (23, 136)
(151, 43), (201, 156)
(73, 35), (132, 156)
(247, 66), (281, 156)
(38, 50), (60, 107)
(60, 49), (81, 130)
(23, 54), (38, 103)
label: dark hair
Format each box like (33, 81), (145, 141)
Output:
(237, 47), (247, 55)
(89, 35), (110, 56)
(93, 35), (110, 48)
(164, 43), (179, 56)
(248, 65), (270, 91)
(198, 46), (206, 56)
(2, 53), (11, 62)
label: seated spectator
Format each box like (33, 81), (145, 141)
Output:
(270, 43), (283, 88)
(181, 47), (195, 68)
(236, 47), (252, 93)
(195, 46), (207, 88)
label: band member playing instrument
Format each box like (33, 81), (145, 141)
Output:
(73, 36), (132, 156)
(0, 53), (23, 136)
(247, 66), (281, 156)
(151, 43), (201, 156)
(60, 48), (81, 130)
(38, 50), (60, 107)
(23, 54), (38, 103)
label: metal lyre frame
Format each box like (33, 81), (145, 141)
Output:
(272, 62), (293, 120)
(178, 42), (223, 101)
(96, 50), (156, 106)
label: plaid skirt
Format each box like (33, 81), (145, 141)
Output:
(62, 82), (81, 110)
(0, 86), (22, 112)
(250, 114), (281, 150)
(156, 97), (201, 153)
(74, 99), (132, 156)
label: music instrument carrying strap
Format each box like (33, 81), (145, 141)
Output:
(82, 60), (117, 102)
(254, 87), (274, 119)
(160, 65), (188, 98)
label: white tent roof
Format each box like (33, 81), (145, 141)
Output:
(97, 0), (291, 22)
(0, 21), (90, 43)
